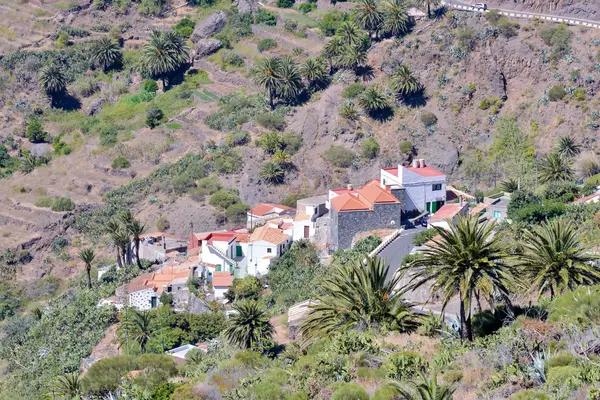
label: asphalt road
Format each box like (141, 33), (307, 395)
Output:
(378, 225), (425, 281)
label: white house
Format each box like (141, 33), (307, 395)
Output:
(126, 265), (191, 310)
(292, 195), (328, 241)
(246, 225), (292, 276)
(212, 271), (234, 299)
(380, 159), (446, 214)
(247, 203), (294, 229)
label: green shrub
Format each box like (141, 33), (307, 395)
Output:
(297, 2), (314, 13)
(442, 368), (463, 384)
(547, 351), (576, 369)
(256, 9), (277, 26)
(324, 145), (356, 168)
(331, 383), (369, 400)
(413, 228), (437, 246)
(191, 177), (221, 199)
(343, 83), (366, 99)
(52, 136), (71, 156)
(479, 96), (503, 111)
(548, 85), (566, 102)
(209, 190), (240, 209)
(225, 130), (251, 147)
(371, 385), (397, 400)
(497, 18), (519, 38)
(256, 112), (286, 130)
(399, 140), (414, 155)
(226, 203), (250, 224)
(111, 156), (130, 169)
(213, 148), (243, 174)
(539, 24), (571, 61)
(173, 17), (195, 38)
(205, 92), (266, 131)
(417, 312), (443, 337)
(220, 50), (245, 69)
(142, 79), (159, 93)
(276, 0), (294, 8)
(35, 196), (54, 208)
(156, 216), (170, 231)
(549, 284), (600, 325)
(26, 119), (49, 143)
(509, 390), (551, 400)
(51, 197), (75, 212)
(146, 107), (165, 128)
(545, 365), (582, 392)
(361, 137), (380, 159)
(171, 174), (196, 194)
(257, 38), (277, 52)
(572, 87), (585, 101)
(420, 111), (438, 127)
(98, 124), (120, 147)
(384, 351), (426, 380)
(319, 11), (348, 36)
(73, 76), (100, 97)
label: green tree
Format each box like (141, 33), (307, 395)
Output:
(91, 36), (122, 72)
(26, 119), (48, 143)
(278, 56), (303, 102)
(300, 57), (328, 90)
(339, 44), (368, 72)
(78, 248), (96, 289)
(322, 36), (343, 72)
(403, 215), (513, 341)
(39, 64), (67, 105)
(557, 136), (581, 159)
(120, 211), (146, 269)
(118, 309), (154, 353)
(389, 371), (455, 400)
(260, 162), (285, 184)
(273, 149), (292, 166)
(52, 373), (82, 398)
(381, 0), (410, 37)
(353, 0), (383, 38)
(538, 152), (573, 183)
(251, 56), (283, 110)
(301, 256), (420, 339)
(224, 300), (274, 349)
(389, 64), (422, 98)
(358, 86), (390, 115)
(337, 21), (363, 47)
(415, 0), (440, 18)
(141, 30), (189, 87)
(106, 220), (131, 268)
(517, 219), (600, 299)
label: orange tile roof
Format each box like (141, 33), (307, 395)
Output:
(330, 193), (371, 212)
(404, 165), (445, 177)
(250, 225), (290, 245)
(249, 203), (294, 217)
(140, 231), (165, 239)
(235, 232), (250, 243)
(471, 203), (488, 216)
(358, 182), (400, 204)
(294, 211), (309, 221)
(127, 272), (155, 293)
(212, 272), (233, 287)
(430, 203), (467, 222)
(331, 181), (399, 212)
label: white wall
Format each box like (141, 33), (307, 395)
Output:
(129, 288), (156, 310)
(246, 237), (292, 276)
(214, 286), (229, 299)
(292, 220), (315, 241)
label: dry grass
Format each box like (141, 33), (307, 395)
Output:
(378, 332), (441, 359)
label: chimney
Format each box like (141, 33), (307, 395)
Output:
(347, 184), (353, 190)
(412, 159), (419, 168)
(419, 159), (426, 168)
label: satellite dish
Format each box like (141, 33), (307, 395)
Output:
(390, 220), (396, 225)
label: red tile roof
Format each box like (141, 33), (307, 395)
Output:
(430, 203), (467, 222)
(359, 181), (400, 204)
(330, 194), (371, 212)
(331, 181), (400, 212)
(382, 167), (399, 177)
(249, 203), (294, 217)
(234, 232), (250, 243)
(573, 192), (600, 204)
(404, 165), (445, 177)
(470, 203), (488, 216)
(212, 272), (233, 287)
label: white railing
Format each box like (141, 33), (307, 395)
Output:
(207, 245), (237, 268)
(369, 229), (404, 258)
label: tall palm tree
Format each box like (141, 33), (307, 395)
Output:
(499, 178), (519, 193)
(278, 56), (304, 102)
(224, 300), (274, 349)
(91, 36), (122, 72)
(337, 21), (363, 47)
(322, 36), (344, 73)
(301, 256), (420, 339)
(300, 57), (328, 90)
(517, 219), (600, 299)
(120, 211), (146, 269)
(389, 371), (455, 400)
(557, 136), (581, 159)
(358, 86), (390, 114)
(260, 161), (285, 185)
(78, 248), (95, 289)
(339, 45), (368, 73)
(251, 56), (283, 110)
(53, 373), (82, 398)
(118, 309), (154, 353)
(389, 64), (422, 98)
(415, 0), (441, 18)
(141, 30), (189, 87)
(39, 64), (67, 105)
(381, 0), (410, 37)
(106, 220), (130, 267)
(402, 215), (513, 341)
(538, 152), (574, 183)
(353, 0), (384, 39)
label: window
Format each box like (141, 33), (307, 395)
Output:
(493, 211), (502, 219)
(432, 183), (442, 191)
(267, 248), (272, 253)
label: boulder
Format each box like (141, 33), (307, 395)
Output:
(191, 11), (227, 42)
(234, 0), (258, 14)
(86, 98), (105, 116)
(195, 39), (222, 58)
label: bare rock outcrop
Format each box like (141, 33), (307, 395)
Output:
(234, 0), (258, 14)
(195, 39), (222, 59)
(191, 11), (227, 42)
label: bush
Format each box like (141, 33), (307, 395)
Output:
(548, 85), (566, 102)
(225, 130), (251, 147)
(26, 119), (49, 143)
(73, 76), (100, 97)
(173, 17), (195, 38)
(256, 112), (286, 130)
(399, 140), (414, 155)
(572, 87), (585, 101)
(298, 2), (314, 13)
(549, 284), (600, 325)
(509, 390), (551, 400)
(545, 366), (582, 392)
(142, 79), (159, 93)
(35, 196), (54, 208)
(256, 9), (277, 26)
(324, 145), (356, 168)
(372, 386), (398, 400)
(220, 50), (245, 69)
(331, 383), (369, 400)
(384, 351), (426, 381)
(226, 203), (250, 224)
(171, 174), (196, 195)
(146, 107), (164, 128)
(111, 156), (130, 169)
(51, 197), (75, 212)
(420, 111), (438, 127)
(413, 228), (437, 246)
(497, 19), (519, 38)
(343, 83), (366, 99)
(257, 38), (277, 52)
(190, 177), (221, 200)
(156, 216), (170, 231)
(276, 0), (294, 8)
(361, 138), (379, 159)
(417, 312), (443, 337)
(540, 24), (571, 61)
(98, 123), (120, 147)
(319, 11), (348, 36)
(479, 96), (503, 111)
(513, 202), (565, 224)
(209, 190), (240, 210)
(547, 351), (576, 369)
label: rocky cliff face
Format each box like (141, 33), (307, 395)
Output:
(487, 0), (600, 20)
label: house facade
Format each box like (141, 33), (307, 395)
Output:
(247, 203), (294, 229)
(380, 159), (446, 214)
(246, 225), (292, 276)
(292, 195), (328, 241)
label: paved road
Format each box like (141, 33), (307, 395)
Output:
(443, 0), (600, 28)
(378, 225), (425, 281)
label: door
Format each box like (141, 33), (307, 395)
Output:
(236, 246), (243, 257)
(151, 297), (157, 308)
(303, 225), (310, 238)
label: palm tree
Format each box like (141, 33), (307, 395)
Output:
(106, 220), (130, 267)
(39, 64), (67, 105)
(322, 36), (344, 73)
(353, 0), (384, 39)
(381, 0), (410, 37)
(337, 21), (363, 47)
(389, 64), (422, 98)
(260, 161), (285, 184)
(91, 36), (122, 72)
(389, 370), (455, 400)
(251, 56), (283, 110)
(120, 211), (146, 269)
(557, 136), (581, 158)
(339, 45), (368, 73)
(278, 56), (304, 102)
(402, 215), (513, 341)
(301, 256), (421, 339)
(118, 309), (154, 353)
(78, 248), (95, 289)
(141, 30), (189, 87)
(538, 152), (574, 183)
(499, 178), (519, 193)
(358, 86), (390, 114)
(273, 149), (292, 166)
(415, 0), (441, 18)
(300, 57), (328, 90)
(517, 219), (600, 299)
(53, 373), (82, 398)
(224, 300), (274, 349)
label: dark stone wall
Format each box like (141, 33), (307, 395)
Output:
(331, 203), (403, 250)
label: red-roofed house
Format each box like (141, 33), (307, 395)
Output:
(380, 159), (447, 214)
(429, 202), (469, 230)
(247, 225), (292, 275)
(212, 272), (234, 299)
(247, 203), (295, 229)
